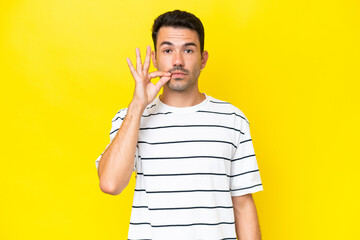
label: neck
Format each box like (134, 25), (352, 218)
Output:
(160, 86), (205, 107)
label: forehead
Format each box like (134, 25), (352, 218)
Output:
(156, 26), (200, 47)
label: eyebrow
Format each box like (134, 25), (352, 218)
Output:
(159, 41), (197, 48)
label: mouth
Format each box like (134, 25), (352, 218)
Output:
(172, 73), (185, 78)
(171, 72), (187, 78)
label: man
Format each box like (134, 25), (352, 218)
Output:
(95, 10), (263, 240)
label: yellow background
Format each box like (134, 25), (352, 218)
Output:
(1, 0), (359, 239)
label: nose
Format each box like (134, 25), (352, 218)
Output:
(173, 51), (184, 67)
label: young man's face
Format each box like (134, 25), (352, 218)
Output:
(151, 26), (208, 92)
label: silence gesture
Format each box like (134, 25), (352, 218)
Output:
(126, 45), (171, 111)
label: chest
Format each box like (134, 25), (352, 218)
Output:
(136, 114), (239, 175)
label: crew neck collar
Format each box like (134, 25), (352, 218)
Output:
(154, 93), (209, 114)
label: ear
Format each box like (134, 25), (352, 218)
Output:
(151, 50), (157, 69)
(200, 50), (209, 70)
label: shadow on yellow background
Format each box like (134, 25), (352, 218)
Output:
(1, 0), (359, 239)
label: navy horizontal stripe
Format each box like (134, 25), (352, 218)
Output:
(138, 140), (237, 148)
(112, 128), (247, 136)
(240, 138), (252, 144)
(129, 221), (235, 228)
(112, 115), (125, 122)
(142, 112), (173, 117)
(229, 169), (259, 178)
(134, 189), (230, 193)
(132, 205), (233, 210)
(128, 239), (152, 240)
(113, 111), (174, 123)
(110, 128), (119, 135)
(136, 170), (259, 178)
(146, 103), (156, 109)
(139, 124), (244, 134)
(196, 110), (249, 124)
(210, 100), (231, 104)
(140, 155), (231, 161)
(232, 154), (256, 162)
(231, 183), (262, 192)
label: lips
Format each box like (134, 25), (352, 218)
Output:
(171, 72), (187, 78)
(172, 73), (185, 77)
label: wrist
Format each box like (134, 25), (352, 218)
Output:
(128, 99), (146, 115)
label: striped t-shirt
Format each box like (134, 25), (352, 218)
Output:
(95, 93), (263, 240)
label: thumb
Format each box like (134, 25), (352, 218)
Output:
(154, 76), (171, 92)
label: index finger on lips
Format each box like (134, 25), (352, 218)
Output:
(148, 71), (172, 79)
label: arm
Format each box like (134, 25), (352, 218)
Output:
(97, 101), (143, 195)
(97, 46), (171, 195)
(232, 194), (261, 240)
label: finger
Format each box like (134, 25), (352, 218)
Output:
(143, 45), (151, 75)
(126, 57), (136, 78)
(136, 48), (142, 72)
(154, 76), (171, 92)
(148, 71), (171, 79)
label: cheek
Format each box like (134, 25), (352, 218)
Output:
(190, 60), (202, 73)
(156, 57), (171, 70)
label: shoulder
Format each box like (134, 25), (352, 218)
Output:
(111, 100), (158, 123)
(207, 95), (250, 125)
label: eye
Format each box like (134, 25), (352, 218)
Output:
(163, 49), (172, 53)
(184, 49), (193, 53)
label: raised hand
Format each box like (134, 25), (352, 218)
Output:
(126, 45), (171, 111)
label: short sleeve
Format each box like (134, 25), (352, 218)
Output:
(95, 109), (138, 172)
(230, 122), (263, 196)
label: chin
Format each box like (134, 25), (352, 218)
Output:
(167, 81), (188, 92)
